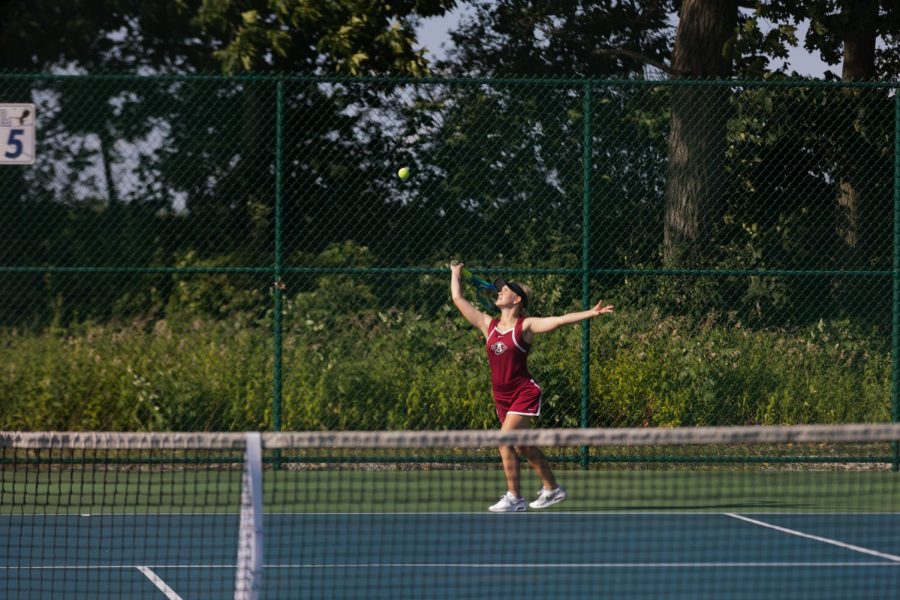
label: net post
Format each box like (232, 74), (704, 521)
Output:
(235, 432), (264, 600)
(580, 81), (593, 471)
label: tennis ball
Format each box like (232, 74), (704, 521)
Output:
(398, 167), (410, 180)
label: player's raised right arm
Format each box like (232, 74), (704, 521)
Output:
(450, 261), (492, 335)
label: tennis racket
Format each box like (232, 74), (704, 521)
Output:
(452, 261), (497, 312)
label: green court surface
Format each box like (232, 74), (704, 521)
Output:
(4, 468), (899, 514)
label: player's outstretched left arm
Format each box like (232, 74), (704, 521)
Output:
(523, 300), (614, 335)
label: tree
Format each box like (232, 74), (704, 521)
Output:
(662, 0), (738, 265)
(443, 0), (672, 76)
(0, 0), (463, 326)
(443, 2), (771, 270)
(432, 1), (676, 271)
(0, 0), (217, 71)
(750, 1), (900, 267)
(831, 0), (876, 268)
(194, 0), (457, 75)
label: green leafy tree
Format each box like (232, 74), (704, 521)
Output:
(194, 0), (458, 75)
(184, 1), (462, 270)
(1, 0), (462, 326)
(443, 0), (673, 76)
(734, 1), (900, 266)
(752, 0), (900, 79)
(416, 1), (675, 277)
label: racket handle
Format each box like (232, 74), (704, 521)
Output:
(450, 262), (475, 280)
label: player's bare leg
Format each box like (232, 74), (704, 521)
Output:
(499, 415), (551, 493)
(497, 418), (522, 498)
(501, 413), (558, 491)
(500, 413), (568, 510)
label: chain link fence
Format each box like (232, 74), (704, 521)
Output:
(1, 74), (897, 440)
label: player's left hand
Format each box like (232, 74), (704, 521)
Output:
(590, 300), (615, 316)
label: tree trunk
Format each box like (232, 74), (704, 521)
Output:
(836, 0), (877, 263)
(841, 0), (877, 82)
(663, 0), (736, 266)
(100, 129), (119, 208)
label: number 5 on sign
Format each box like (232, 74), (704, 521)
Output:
(1, 104), (36, 165)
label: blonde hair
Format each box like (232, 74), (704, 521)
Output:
(513, 283), (532, 317)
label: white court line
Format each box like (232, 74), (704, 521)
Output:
(3, 511), (900, 517)
(262, 562), (900, 569)
(136, 566), (183, 600)
(1, 564), (234, 570)
(725, 513), (900, 563)
(5, 561), (900, 571)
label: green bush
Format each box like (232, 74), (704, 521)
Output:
(589, 312), (890, 426)
(0, 316), (271, 431)
(0, 304), (889, 431)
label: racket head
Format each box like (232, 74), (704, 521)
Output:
(460, 267), (496, 291)
(471, 275), (497, 312)
(474, 286), (497, 312)
(452, 262), (497, 310)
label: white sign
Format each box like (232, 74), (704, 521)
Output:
(0, 104), (36, 165)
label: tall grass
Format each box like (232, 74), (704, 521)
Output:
(0, 306), (889, 431)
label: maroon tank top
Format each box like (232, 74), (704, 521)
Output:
(486, 318), (532, 391)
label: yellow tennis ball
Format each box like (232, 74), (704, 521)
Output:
(398, 167), (410, 180)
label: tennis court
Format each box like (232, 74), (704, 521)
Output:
(3, 426), (900, 600)
(2, 509), (900, 599)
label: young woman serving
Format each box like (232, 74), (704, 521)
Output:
(449, 261), (615, 512)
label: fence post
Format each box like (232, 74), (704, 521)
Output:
(893, 86), (899, 471)
(273, 78), (285, 435)
(580, 82), (592, 470)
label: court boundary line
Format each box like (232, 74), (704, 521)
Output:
(725, 513), (900, 563)
(3, 511), (900, 517)
(4, 561), (900, 570)
(136, 566), (183, 600)
(262, 562), (900, 569)
(2, 565), (234, 570)
(259, 511), (900, 516)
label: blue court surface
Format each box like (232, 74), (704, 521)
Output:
(2, 511), (899, 599)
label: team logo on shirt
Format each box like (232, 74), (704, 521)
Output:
(491, 341), (508, 355)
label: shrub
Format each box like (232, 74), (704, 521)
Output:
(0, 308), (889, 431)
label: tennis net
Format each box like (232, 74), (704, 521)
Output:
(2, 425), (899, 599)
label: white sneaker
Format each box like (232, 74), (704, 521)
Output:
(529, 486), (567, 509)
(488, 492), (526, 512)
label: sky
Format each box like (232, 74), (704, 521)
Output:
(416, 6), (836, 77)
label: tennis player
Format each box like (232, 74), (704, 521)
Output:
(450, 261), (615, 512)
